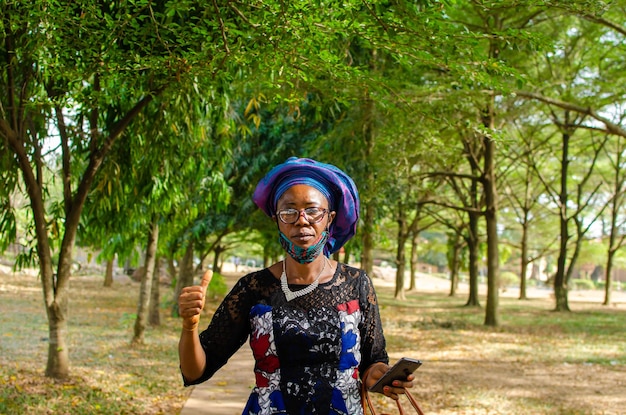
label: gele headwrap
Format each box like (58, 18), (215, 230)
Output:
(252, 157), (360, 255)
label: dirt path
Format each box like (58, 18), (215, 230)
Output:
(179, 346), (254, 415)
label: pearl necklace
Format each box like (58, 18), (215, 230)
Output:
(280, 257), (328, 302)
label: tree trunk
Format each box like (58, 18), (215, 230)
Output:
(342, 245), (351, 264)
(604, 148), (623, 306)
(360, 90), (376, 277)
(604, 249), (614, 306)
(212, 245), (225, 274)
(483, 133), (500, 327)
(466, 210), (481, 307)
(603, 171), (621, 306)
(460, 133), (482, 308)
(394, 202), (408, 300)
(554, 131), (571, 312)
(149, 257), (161, 326)
(519, 165), (533, 300)
(172, 240), (195, 317)
(409, 231), (419, 291)
(448, 233), (461, 297)
(45, 291), (70, 379)
(104, 258), (114, 287)
(45, 219), (78, 379)
(263, 250), (270, 268)
(25, 151), (73, 378)
(361, 202), (375, 277)
(519, 226), (529, 300)
(132, 220), (159, 345)
(9, 132), (69, 378)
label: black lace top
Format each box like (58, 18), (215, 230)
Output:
(185, 263), (388, 415)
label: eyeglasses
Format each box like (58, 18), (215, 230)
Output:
(276, 207), (328, 224)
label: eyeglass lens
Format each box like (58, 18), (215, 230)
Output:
(279, 208), (326, 224)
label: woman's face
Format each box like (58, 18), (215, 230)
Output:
(275, 184), (335, 248)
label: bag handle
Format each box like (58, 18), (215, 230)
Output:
(362, 384), (425, 415)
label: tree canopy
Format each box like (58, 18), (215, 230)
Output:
(2, 0), (625, 378)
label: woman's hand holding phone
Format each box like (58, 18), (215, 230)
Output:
(366, 357), (421, 399)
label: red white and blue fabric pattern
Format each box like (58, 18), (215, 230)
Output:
(244, 299), (363, 415)
(186, 265), (388, 415)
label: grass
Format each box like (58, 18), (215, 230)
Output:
(1, 267), (625, 414)
(0, 269), (189, 415)
(374, 287), (626, 414)
(378, 290), (626, 365)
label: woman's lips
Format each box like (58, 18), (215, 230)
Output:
(292, 234), (314, 243)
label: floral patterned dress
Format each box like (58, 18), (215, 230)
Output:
(184, 263), (389, 415)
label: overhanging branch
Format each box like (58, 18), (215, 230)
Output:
(515, 91), (626, 138)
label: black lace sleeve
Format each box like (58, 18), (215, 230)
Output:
(183, 271), (271, 386)
(358, 270), (389, 377)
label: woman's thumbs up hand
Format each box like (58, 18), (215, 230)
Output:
(178, 270), (213, 332)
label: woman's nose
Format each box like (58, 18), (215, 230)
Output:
(294, 209), (310, 224)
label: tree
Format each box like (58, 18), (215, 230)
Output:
(0, 1), (297, 378)
(1, 3), (171, 377)
(386, 156), (440, 299)
(600, 133), (626, 305)
(446, 228), (467, 297)
(513, 5), (624, 309)
(442, 0), (557, 325)
(132, 218), (158, 344)
(499, 121), (559, 300)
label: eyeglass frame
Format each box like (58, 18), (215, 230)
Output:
(275, 207), (329, 225)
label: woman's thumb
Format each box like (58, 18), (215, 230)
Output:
(200, 270), (213, 291)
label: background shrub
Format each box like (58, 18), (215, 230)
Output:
(499, 271), (520, 290)
(570, 278), (596, 290)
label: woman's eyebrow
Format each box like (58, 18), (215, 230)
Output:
(279, 200), (324, 207)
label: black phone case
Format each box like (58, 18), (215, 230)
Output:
(368, 357), (422, 393)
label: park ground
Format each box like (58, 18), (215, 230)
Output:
(1, 261), (625, 414)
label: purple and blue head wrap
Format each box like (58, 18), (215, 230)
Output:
(252, 157), (360, 255)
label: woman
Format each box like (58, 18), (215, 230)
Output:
(178, 157), (414, 414)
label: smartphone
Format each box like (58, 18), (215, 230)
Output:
(368, 357), (422, 394)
